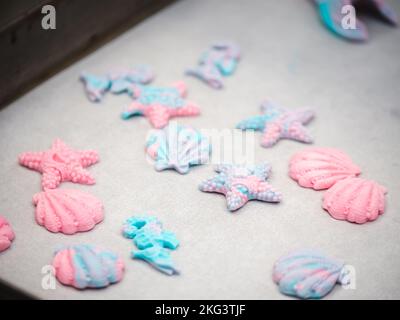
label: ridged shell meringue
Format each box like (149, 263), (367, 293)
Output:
(33, 189), (104, 234)
(322, 177), (387, 224)
(273, 249), (346, 299)
(289, 147), (361, 190)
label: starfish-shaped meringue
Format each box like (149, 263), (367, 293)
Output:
(121, 81), (200, 129)
(199, 163), (282, 211)
(236, 100), (315, 148)
(19, 139), (99, 190)
(314, 0), (398, 42)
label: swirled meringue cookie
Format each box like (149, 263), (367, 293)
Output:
(52, 244), (124, 289)
(273, 249), (347, 299)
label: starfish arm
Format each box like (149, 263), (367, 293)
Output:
(199, 176), (226, 194)
(79, 150), (99, 167)
(18, 151), (44, 171)
(260, 100), (286, 116)
(282, 121), (314, 144)
(254, 162), (272, 180)
(295, 109), (315, 125)
(255, 182), (282, 203)
(173, 102), (200, 117)
(236, 116), (266, 131)
(146, 105), (170, 129)
(121, 101), (145, 120)
(70, 168), (96, 185)
(170, 81), (187, 97)
(260, 121), (283, 147)
(42, 167), (62, 190)
(52, 138), (69, 153)
(226, 188), (248, 211)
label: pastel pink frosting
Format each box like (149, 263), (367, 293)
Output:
(289, 147), (361, 190)
(19, 139), (99, 190)
(53, 244), (124, 289)
(0, 216), (15, 252)
(323, 177), (387, 224)
(33, 189), (104, 234)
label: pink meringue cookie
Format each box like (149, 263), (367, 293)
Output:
(33, 189), (104, 234)
(19, 139), (99, 190)
(289, 147), (361, 190)
(0, 216), (15, 252)
(322, 177), (387, 224)
(53, 244), (124, 289)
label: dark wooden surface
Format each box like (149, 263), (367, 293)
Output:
(0, 0), (175, 108)
(0, 280), (33, 300)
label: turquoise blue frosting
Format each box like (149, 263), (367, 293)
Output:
(122, 216), (179, 275)
(55, 244), (122, 289)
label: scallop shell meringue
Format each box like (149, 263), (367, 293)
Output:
(273, 249), (346, 299)
(33, 189), (104, 234)
(289, 147), (361, 190)
(322, 177), (387, 224)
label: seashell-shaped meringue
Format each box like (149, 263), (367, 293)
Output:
(53, 244), (124, 289)
(289, 147), (361, 190)
(145, 123), (211, 174)
(273, 249), (346, 299)
(322, 177), (387, 224)
(33, 189), (104, 234)
(0, 216), (15, 252)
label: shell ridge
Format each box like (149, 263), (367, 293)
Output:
(344, 178), (365, 221)
(52, 190), (80, 233)
(53, 245), (124, 289)
(98, 251), (119, 284)
(290, 148), (361, 190)
(62, 191), (96, 231)
(72, 245), (91, 288)
(86, 245), (110, 286)
(43, 191), (63, 232)
(273, 250), (345, 299)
